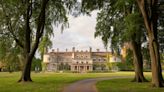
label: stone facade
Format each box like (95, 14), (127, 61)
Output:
(43, 47), (121, 72)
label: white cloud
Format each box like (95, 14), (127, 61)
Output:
(51, 11), (108, 52)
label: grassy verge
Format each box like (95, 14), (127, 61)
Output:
(0, 72), (134, 92)
(96, 73), (164, 92)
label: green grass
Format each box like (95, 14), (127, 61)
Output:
(0, 71), (134, 92)
(96, 73), (164, 92)
(0, 72), (163, 92)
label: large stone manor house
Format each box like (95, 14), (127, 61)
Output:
(43, 47), (121, 72)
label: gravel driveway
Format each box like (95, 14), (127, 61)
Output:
(62, 77), (130, 92)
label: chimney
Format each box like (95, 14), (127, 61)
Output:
(57, 48), (59, 52)
(89, 47), (92, 52)
(66, 48), (68, 52)
(97, 49), (100, 52)
(72, 47), (75, 52)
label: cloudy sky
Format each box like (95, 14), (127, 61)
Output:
(51, 11), (108, 52)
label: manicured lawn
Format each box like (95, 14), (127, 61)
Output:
(96, 73), (164, 92)
(1, 72), (162, 92)
(0, 72), (134, 92)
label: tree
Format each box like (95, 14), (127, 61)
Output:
(0, 35), (21, 72)
(0, 0), (78, 82)
(117, 49), (134, 71)
(31, 58), (42, 72)
(142, 46), (151, 70)
(90, 0), (147, 82)
(125, 11), (148, 82)
(38, 35), (52, 60)
(136, 0), (164, 87)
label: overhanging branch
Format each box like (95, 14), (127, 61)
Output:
(0, 1), (24, 48)
(30, 0), (49, 57)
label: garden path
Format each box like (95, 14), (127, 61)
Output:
(62, 77), (130, 92)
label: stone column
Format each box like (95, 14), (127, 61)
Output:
(90, 65), (93, 71)
(70, 65), (72, 71)
(76, 65), (78, 71)
(84, 65), (87, 72)
(89, 66), (92, 71)
(71, 65), (74, 71)
(79, 66), (80, 72)
(75, 65), (76, 71)
(77, 65), (79, 72)
(85, 65), (87, 71)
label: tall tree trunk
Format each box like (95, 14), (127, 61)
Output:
(149, 33), (163, 87)
(130, 37), (148, 82)
(18, 0), (49, 82)
(136, 0), (164, 87)
(18, 55), (33, 82)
